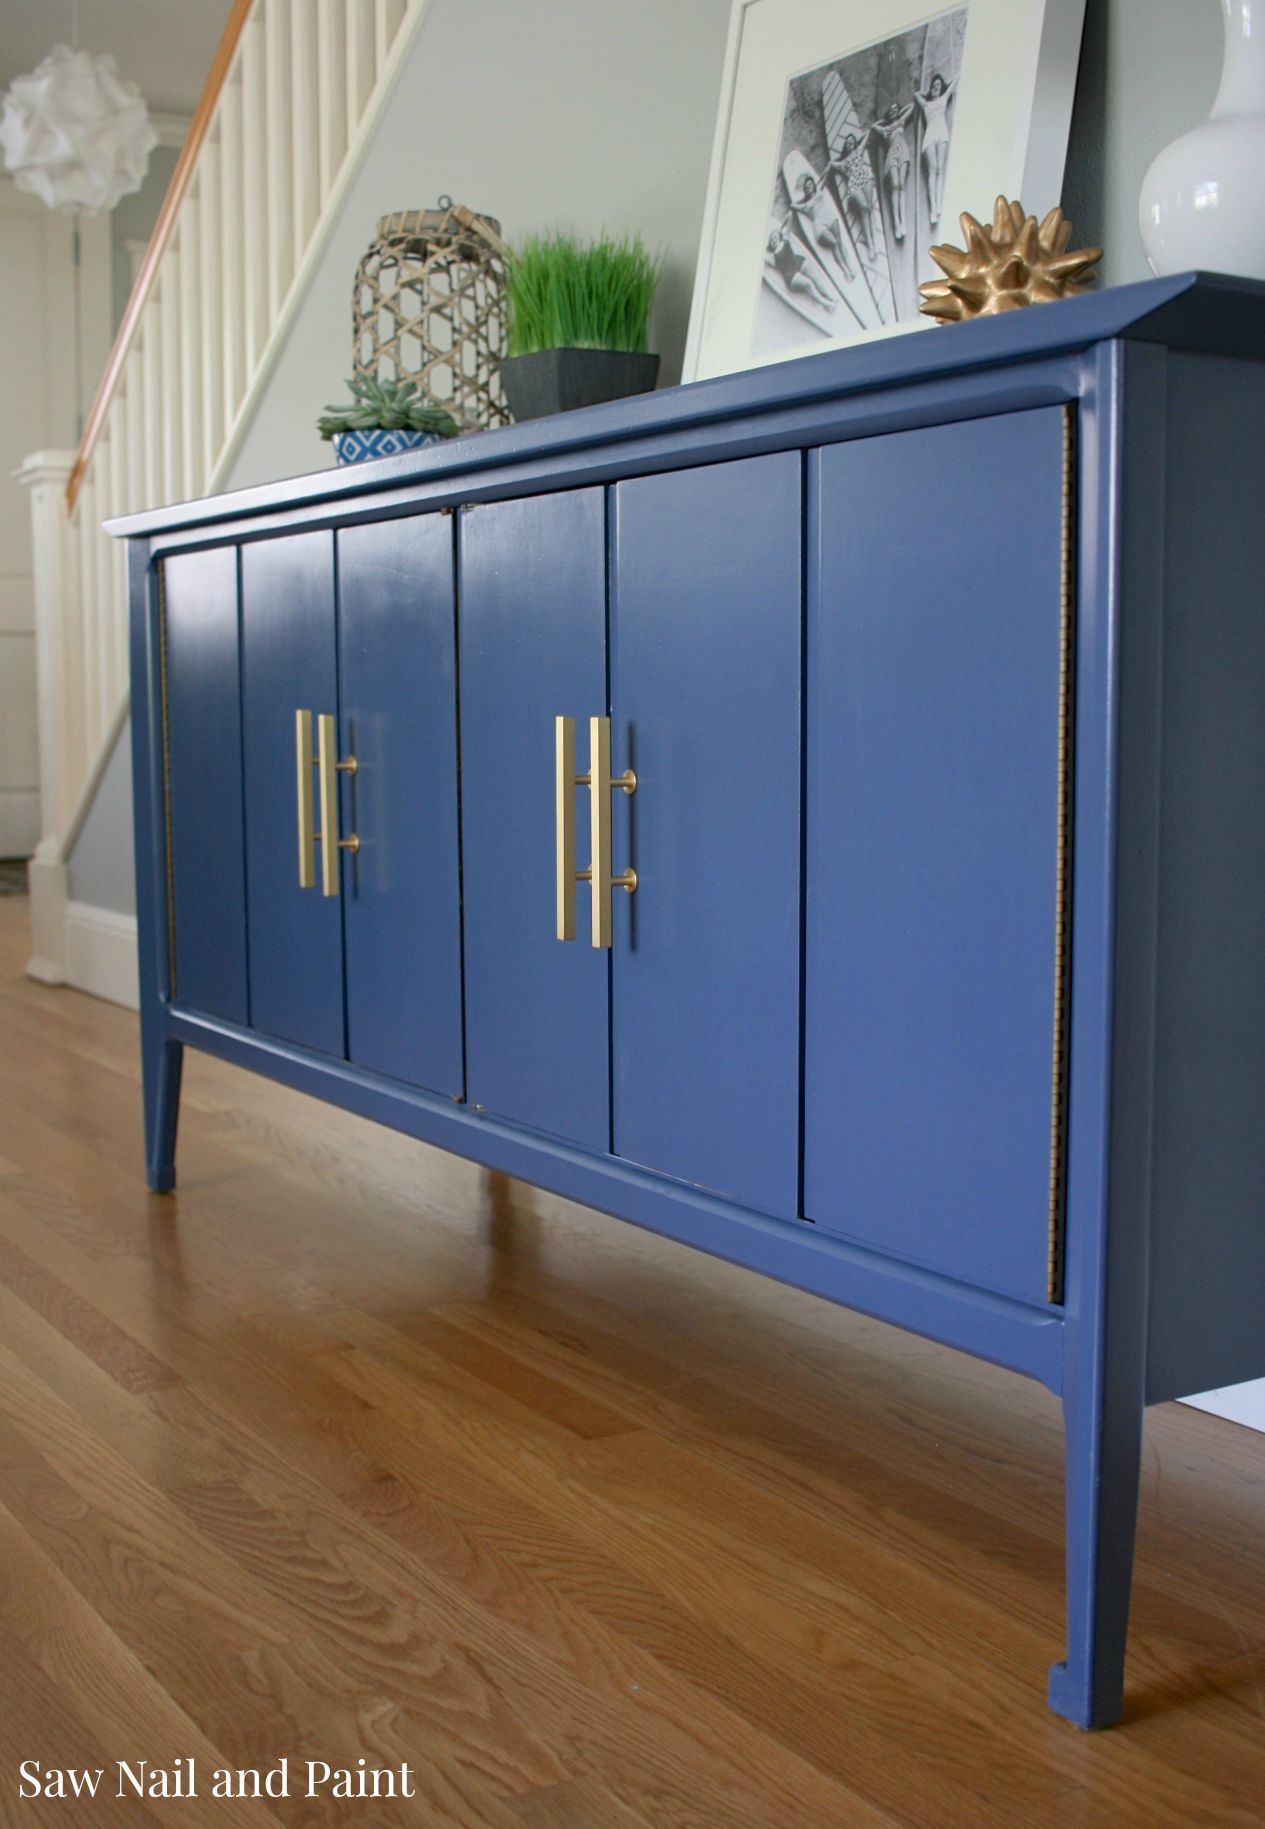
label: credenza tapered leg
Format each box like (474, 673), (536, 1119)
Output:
(143, 1033), (183, 1194)
(1048, 1370), (1144, 1729)
(129, 537), (182, 1196)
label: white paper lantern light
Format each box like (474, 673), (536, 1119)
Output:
(0, 44), (157, 215)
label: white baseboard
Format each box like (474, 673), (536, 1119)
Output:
(1181, 1383), (1265, 1433)
(63, 900), (138, 1010)
(26, 843), (67, 983)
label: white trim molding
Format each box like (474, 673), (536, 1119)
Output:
(63, 900), (139, 1010)
(26, 842), (68, 985)
(16, 451), (81, 842)
(1182, 1385), (1265, 1433)
(150, 111), (193, 150)
(27, 848), (140, 1011)
(18, 0), (434, 1010)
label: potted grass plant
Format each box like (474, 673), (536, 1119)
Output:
(318, 375), (460, 464)
(499, 232), (661, 421)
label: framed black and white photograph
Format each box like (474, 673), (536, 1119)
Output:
(684, 0), (1087, 380)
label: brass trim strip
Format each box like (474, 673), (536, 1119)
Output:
(587, 715), (637, 949)
(1047, 404), (1077, 1303)
(314, 712), (358, 897)
(556, 715), (579, 941)
(317, 713), (340, 897)
(295, 709), (316, 890)
(156, 561), (177, 999)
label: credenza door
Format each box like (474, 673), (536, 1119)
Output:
(803, 408), (1069, 1306)
(337, 515), (464, 1096)
(162, 546), (248, 1024)
(609, 455), (802, 1217)
(459, 488), (609, 1150)
(240, 530), (344, 1056)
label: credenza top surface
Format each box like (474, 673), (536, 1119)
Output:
(107, 270), (1265, 543)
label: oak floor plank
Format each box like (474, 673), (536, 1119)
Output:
(434, 1287), (1265, 1715)
(331, 1362), (1068, 1825)
(0, 1437), (414, 1821)
(0, 895), (1262, 1826)
(0, 1626), (169, 1829)
(509, 1777), (657, 1827)
(0, 1280), (231, 1492)
(147, 1339), (912, 1825)
(258, 1346), (927, 1823)
(319, 1327), (1215, 1827)
(0, 1343), (299, 1652)
(0, 1502), (283, 1827)
(0, 1213), (180, 1395)
(168, 1438), (896, 1828)
(240, 1631), (540, 1829)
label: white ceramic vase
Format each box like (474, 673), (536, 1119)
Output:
(1139, 0), (1265, 280)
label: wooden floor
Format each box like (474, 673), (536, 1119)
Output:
(0, 895), (1261, 1827)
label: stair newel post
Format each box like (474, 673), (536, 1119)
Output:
(17, 450), (81, 985)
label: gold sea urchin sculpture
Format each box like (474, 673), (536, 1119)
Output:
(918, 197), (1102, 323)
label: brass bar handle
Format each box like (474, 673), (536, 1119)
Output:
(556, 716), (577, 940)
(555, 715), (594, 940)
(588, 715), (636, 949)
(316, 713), (358, 898)
(295, 709), (316, 889)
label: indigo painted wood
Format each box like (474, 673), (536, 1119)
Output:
(610, 455), (802, 1217)
(161, 546), (248, 1024)
(804, 409), (1066, 1306)
(337, 515), (464, 1096)
(457, 489), (609, 1148)
(128, 537), (182, 1194)
(1142, 350), (1265, 1404)
(113, 277), (1265, 1734)
(240, 531), (343, 1055)
(108, 274), (1265, 546)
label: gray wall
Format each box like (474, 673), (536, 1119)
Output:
(112, 145), (181, 332)
(223, 0), (1226, 491)
(1064, 0), (1221, 289)
(225, 0), (733, 488)
(74, 0), (1227, 912)
(67, 725), (135, 914)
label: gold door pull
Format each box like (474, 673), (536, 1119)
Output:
(295, 709), (316, 889)
(555, 715), (590, 941)
(588, 715), (636, 949)
(316, 713), (358, 897)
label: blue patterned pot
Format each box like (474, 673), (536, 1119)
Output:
(332, 427), (446, 464)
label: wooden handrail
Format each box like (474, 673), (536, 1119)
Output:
(67, 0), (254, 511)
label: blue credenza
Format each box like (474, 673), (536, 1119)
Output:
(110, 273), (1265, 1730)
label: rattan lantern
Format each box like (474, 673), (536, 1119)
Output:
(353, 197), (510, 430)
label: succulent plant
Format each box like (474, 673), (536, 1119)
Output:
(318, 375), (460, 440)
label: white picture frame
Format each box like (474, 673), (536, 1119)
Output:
(683, 0), (1087, 381)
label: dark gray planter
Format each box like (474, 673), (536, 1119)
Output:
(499, 348), (660, 422)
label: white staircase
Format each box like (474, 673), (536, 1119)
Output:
(20, 0), (432, 994)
